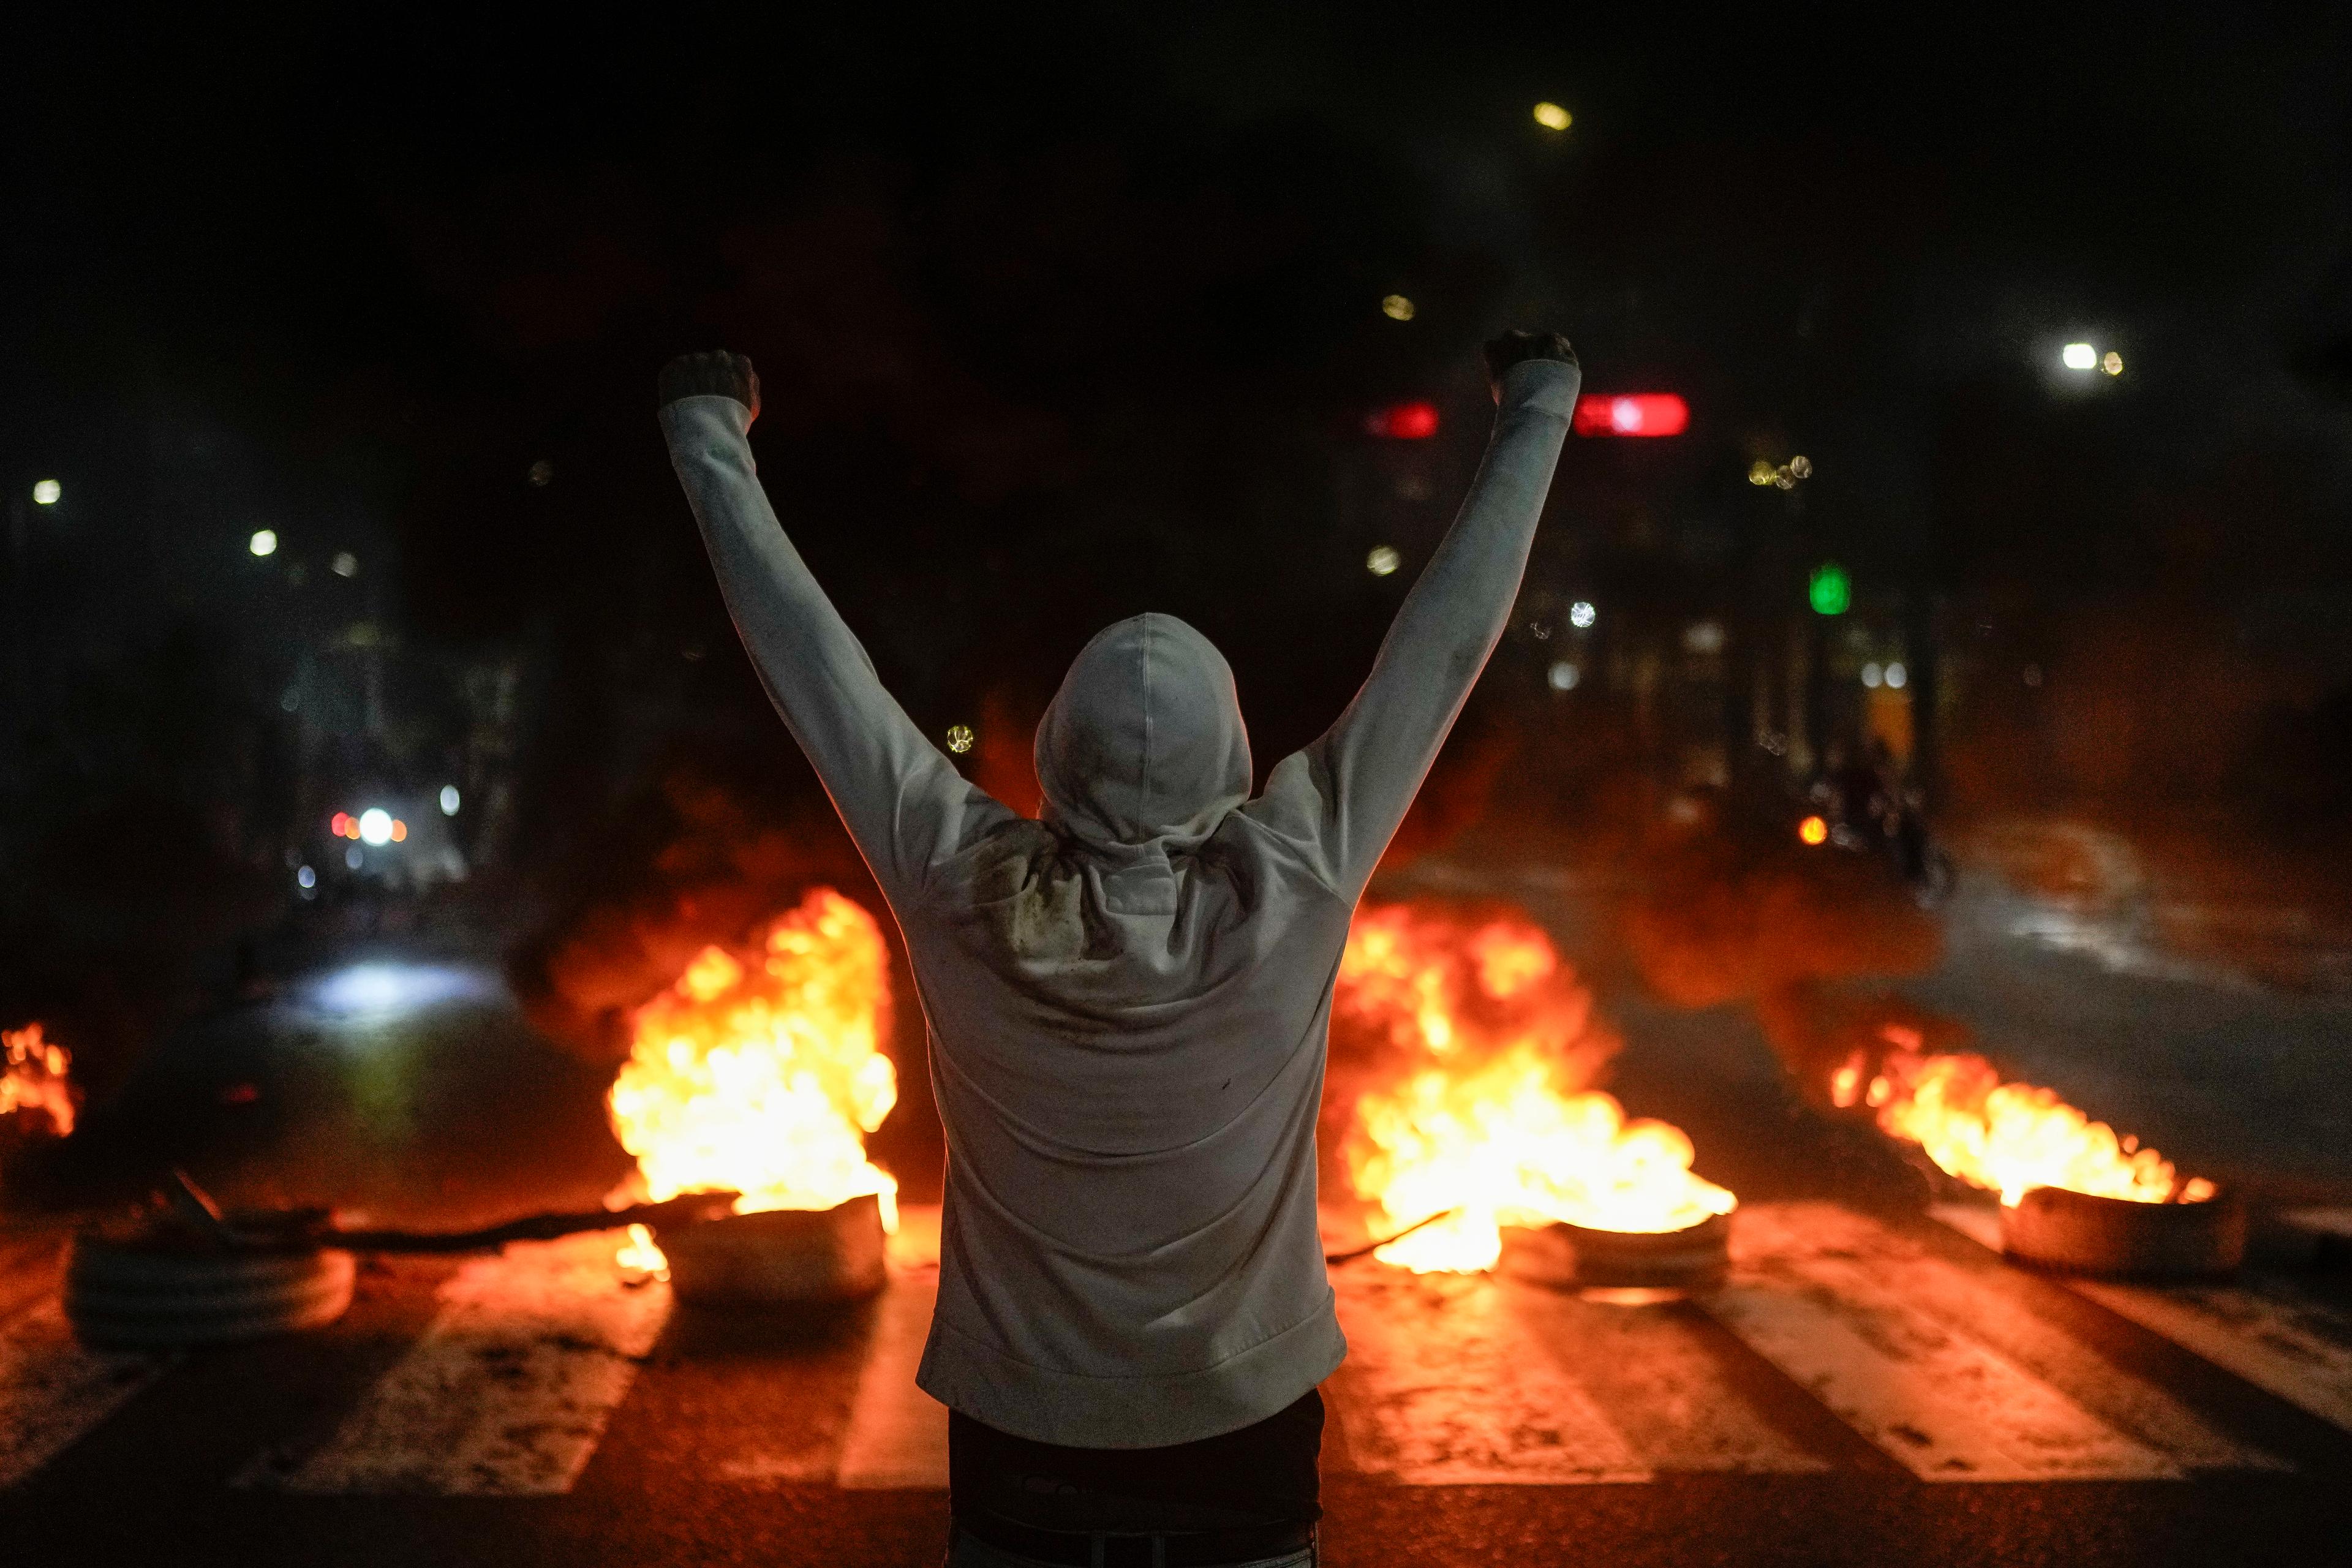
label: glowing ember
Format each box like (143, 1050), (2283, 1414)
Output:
(616, 1223), (670, 1281)
(608, 888), (900, 1273)
(1338, 903), (1736, 1273)
(1833, 1027), (2214, 1206)
(1, 1022), (75, 1138)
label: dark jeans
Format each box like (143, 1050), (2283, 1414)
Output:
(946, 1390), (1324, 1563)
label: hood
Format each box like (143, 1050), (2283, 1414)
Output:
(1035, 613), (1251, 853)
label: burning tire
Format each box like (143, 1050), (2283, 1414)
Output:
(1559, 1210), (1733, 1291)
(66, 1236), (355, 1347)
(1503, 1210), (1734, 1292)
(2000, 1184), (2244, 1280)
(655, 1193), (888, 1309)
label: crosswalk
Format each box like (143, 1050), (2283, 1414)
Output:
(4, 1200), (2348, 1498)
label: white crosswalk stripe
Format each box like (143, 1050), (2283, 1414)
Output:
(1769, 1204), (2280, 1471)
(1713, 1202), (2192, 1480)
(6, 1201), (2342, 1495)
(1330, 1267), (1652, 1483)
(239, 1233), (671, 1496)
(835, 1268), (951, 1490)
(1932, 1204), (2352, 1436)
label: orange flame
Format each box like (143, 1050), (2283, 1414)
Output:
(1, 1022), (75, 1139)
(1338, 904), (1735, 1272)
(1833, 1031), (2212, 1206)
(608, 888), (900, 1272)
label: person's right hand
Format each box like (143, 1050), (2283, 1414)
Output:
(658, 350), (761, 425)
(1482, 330), (1577, 403)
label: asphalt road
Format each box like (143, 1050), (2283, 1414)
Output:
(4, 1195), (2350, 1567)
(6, 829), (2352, 1566)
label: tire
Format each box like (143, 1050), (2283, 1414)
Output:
(66, 1238), (355, 1347)
(2000, 1185), (2244, 1280)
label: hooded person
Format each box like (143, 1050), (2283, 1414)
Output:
(658, 331), (1580, 1566)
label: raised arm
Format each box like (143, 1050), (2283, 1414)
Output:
(1246, 333), (1580, 896)
(657, 351), (1008, 900)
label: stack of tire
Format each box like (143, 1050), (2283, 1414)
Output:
(66, 1227), (354, 1348)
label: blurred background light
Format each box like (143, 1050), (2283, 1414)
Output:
(945, 724), (974, 754)
(1532, 102), (1572, 131)
(2062, 342), (2098, 370)
(304, 962), (492, 1019)
(1885, 661), (1909, 689)
(1809, 562), (1852, 616)
(249, 529), (278, 557)
(1568, 600), (1597, 628)
(439, 785), (461, 815)
(2102, 350), (2124, 375)
(1861, 662), (1883, 688)
(358, 807), (394, 846)
(1365, 401), (1439, 439)
(31, 479), (61, 506)
(1380, 293), (1415, 321)
(1571, 393), (1687, 437)
(296, 865), (315, 889)
(1366, 545), (1401, 576)
(1547, 660), (1580, 691)
(331, 551), (359, 577)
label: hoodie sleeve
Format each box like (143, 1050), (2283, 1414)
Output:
(1244, 358), (1579, 898)
(660, 394), (1012, 900)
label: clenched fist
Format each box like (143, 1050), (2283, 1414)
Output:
(1482, 330), (1577, 404)
(658, 350), (761, 424)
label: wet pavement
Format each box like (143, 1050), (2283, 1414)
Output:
(5, 825), (2352, 1564)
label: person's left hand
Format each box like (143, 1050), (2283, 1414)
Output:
(658, 350), (761, 425)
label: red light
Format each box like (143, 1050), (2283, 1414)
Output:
(1798, 815), (1829, 846)
(1365, 400), (1439, 440)
(1571, 393), (1688, 438)
(390, 820), (407, 842)
(330, 812), (350, 837)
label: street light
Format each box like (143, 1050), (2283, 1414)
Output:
(1532, 102), (1572, 131)
(1568, 600), (1597, 629)
(31, 480), (60, 507)
(2061, 342), (2098, 371)
(249, 529), (278, 557)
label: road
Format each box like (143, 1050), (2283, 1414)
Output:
(5, 1193), (2350, 1566)
(6, 826), (2352, 1565)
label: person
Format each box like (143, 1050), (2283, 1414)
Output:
(657, 330), (1580, 1567)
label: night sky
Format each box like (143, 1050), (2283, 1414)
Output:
(7, 8), (2352, 885)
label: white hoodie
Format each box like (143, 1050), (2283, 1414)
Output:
(661, 356), (1579, 1447)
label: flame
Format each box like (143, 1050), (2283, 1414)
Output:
(1338, 904), (1735, 1273)
(615, 1222), (670, 1281)
(607, 888), (900, 1272)
(1834, 1031), (2214, 1206)
(1, 1022), (75, 1138)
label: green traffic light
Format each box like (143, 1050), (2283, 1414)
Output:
(1809, 562), (1851, 616)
